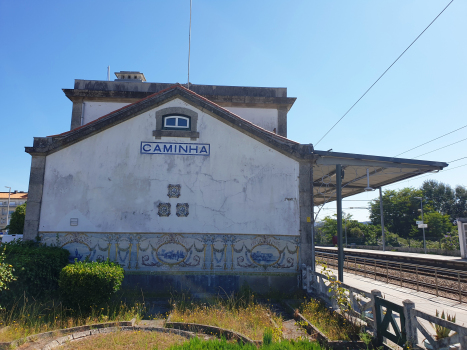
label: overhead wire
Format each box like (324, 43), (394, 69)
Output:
(414, 137), (467, 158)
(314, 0), (454, 147)
(394, 124), (467, 157)
(448, 156), (467, 163)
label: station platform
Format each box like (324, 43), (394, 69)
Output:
(318, 265), (467, 326)
(316, 246), (467, 269)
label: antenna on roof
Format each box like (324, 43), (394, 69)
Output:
(107, 66), (110, 81)
(187, 0), (192, 90)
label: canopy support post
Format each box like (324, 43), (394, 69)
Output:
(336, 164), (344, 282)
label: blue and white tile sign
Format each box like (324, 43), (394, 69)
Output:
(141, 142), (210, 156)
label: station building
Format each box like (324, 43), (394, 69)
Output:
(23, 71), (448, 293)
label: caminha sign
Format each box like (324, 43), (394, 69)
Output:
(140, 142), (210, 156)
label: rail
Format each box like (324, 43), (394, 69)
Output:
(316, 251), (467, 303)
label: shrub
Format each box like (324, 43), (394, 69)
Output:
(0, 248), (17, 309)
(5, 203), (26, 235)
(1, 240), (69, 304)
(59, 259), (124, 310)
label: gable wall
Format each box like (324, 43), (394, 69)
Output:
(224, 107), (278, 133)
(82, 101), (130, 125)
(40, 98), (299, 236)
(80, 101), (279, 133)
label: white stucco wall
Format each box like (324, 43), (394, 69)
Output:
(82, 101), (131, 125)
(224, 107), (278, 133)
(40, 99), (299, 236)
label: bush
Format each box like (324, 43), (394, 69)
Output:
(59, 259), (124, 310)
(0, 240), (69, 304)
(5, 203), (26, 235)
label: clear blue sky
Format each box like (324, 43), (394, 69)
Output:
(1, 0), (465, 222)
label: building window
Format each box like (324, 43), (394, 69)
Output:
(163, 115), (191, 130)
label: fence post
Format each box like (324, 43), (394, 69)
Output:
(302, 264), (307, 290)
(402, 299), (417, 348)
(371, 290), (382, 337)
(460, 333), (467, 350)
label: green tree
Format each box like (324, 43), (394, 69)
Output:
(370, 188), (422, 239)
(419, 211), (455, 240)
(5, 203), (26, 235)
(422, 180), (467, 223)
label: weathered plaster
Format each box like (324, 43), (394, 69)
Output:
(224, 107), (278, 133)
(39, 98), (300, 236)
(23, 155), (46, 240)
(299, 160), (313, 266)
(277, 107), (288, 138)
(70, 98), (83, 130)
(82, 101), (130, 125)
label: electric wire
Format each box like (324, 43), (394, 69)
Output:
(395, 124), (467, 157)
(315, 0), (454, 147)
(414, 137), (467, 158)
(449, 156), (467, 163)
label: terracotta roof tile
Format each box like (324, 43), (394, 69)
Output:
(0, 193), (28, 200)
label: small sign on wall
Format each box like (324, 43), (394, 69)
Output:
(140, 142), (210, 156)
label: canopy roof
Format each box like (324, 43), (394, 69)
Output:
(312, 150), (447, 206)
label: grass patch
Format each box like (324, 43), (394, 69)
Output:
(169, 291), (282, 341)
(169, 336), (324, 350)
(0, 293), (144, 343)
(299, 298), (361, 341)
(62, 329), (188, 350)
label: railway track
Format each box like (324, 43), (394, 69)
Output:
(315, 249), (467, 303)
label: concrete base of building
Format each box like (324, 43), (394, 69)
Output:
(122, 273), (300, 296)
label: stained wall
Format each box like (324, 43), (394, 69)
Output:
(40, 98), (300, 237)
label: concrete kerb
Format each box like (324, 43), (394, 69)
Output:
(165, 321), (258, 346)
(0, 319), (136, 350)
(42, 326), (197, 350)
(284, 301), (366, 350)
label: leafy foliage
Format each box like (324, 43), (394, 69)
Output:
(430, 310), (456, 340)
(418, 211), (455, 240)
(369, 188), (422, 239)
(59, 259), (124, 310)
(0, 248), (17, 310)
(4, 203), (26, 235)
(422, 180), (467, 223)
(0, 240), (69, 304)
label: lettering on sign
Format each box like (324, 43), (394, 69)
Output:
(140, 142), (210, 156)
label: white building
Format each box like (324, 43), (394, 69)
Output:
(23, 72), (447, 293)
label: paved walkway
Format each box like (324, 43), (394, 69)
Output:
(319, 266), (467, 325)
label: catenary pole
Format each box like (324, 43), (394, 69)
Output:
(379, 187), (386, 251)
(336, 164), (343, 282)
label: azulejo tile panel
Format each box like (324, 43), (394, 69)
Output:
(157, 203), (171, 217)
(176, 203), (189, 217)
(39, 233), (300, 274)
(167, 184), (181, 198)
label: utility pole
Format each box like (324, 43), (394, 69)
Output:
(4, 186), (11, 229)
(415, 196), (426, 253)
(379, 187), (386, 251)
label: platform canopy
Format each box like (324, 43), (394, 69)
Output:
(312, 150), (448, 206)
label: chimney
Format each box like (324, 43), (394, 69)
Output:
(114, 71), (146, 82)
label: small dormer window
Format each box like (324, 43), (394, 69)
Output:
(163, 115), (191, 130)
